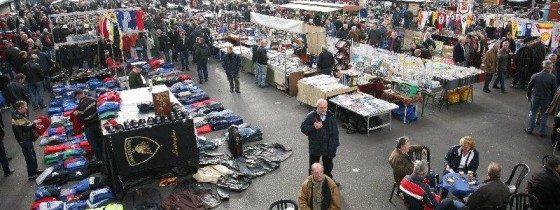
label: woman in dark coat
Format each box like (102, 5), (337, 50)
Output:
(468, 38), (483, 69)
(444, 136), (480, 174)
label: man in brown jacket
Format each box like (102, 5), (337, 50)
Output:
(348, 26), (362, 43)
(388, 136), (426, 184)
(482, 44), (499, 93)
(298, 163), (341, 210)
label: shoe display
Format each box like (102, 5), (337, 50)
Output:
(130, 120), (139, 128)
(138, 119), (147, 127)
(147, 117), (155, 126)
(235, 90), (240, 93)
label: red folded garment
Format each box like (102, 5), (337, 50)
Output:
(190, 99), (216, 109)
(43, 144), (66, 155)
(31, 197), (58, 210)
(79, 141), (91, 153)
(178, 74), (192, 81)
(196, 124), (212, 135)
(34, 116), (51, 137)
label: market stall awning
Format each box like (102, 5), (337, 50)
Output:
(279, 3), (341, 13)
(250, 12), (305, 33)
(290, 1), (361, 11)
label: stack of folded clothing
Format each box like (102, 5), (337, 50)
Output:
(96, 90), (121, 120)
(102, 77), (121, 91)
(32, 176), (115, 210)
(205, 109), (243, 131)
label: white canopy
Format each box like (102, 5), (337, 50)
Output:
(291, 1), (345, 8)
(250, 12), (306, 33)
(280, 3), (341, 13)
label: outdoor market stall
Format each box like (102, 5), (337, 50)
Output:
(297, 74), (356, 107)
(330, 92), (398, 136)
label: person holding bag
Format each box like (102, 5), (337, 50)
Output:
(11, 101), (41, 180)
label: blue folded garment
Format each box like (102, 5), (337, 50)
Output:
(238, 126), (263, 142)
(97, 102), (120, 113)
(48, 107), (63, 116)
(66, 200), (87, 210)
(87, 188), (114, 208)
(76, 83), (87, 90)
(161, 63), (174, 69)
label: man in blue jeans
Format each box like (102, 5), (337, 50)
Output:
(11, 101), (41, 180)
(526, 60), (558, 137)
(22, 54), (45, 110)
(193, 37), (210, 84)
(254, 40), (268, 87)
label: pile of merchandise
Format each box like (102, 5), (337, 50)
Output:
(33, 77), (123, 209)
(330, 92), (398, 117)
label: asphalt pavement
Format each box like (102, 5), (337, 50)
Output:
(0, 58), (553, 210)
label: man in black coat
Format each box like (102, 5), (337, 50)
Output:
(176, 32), (191, 71)
(527, 155), (560, 209)
(193, 37), (210, 84)
(300, 99), (340, 185)
(316, 46), (335, 76)
(222, 47), (241, 93)
(513, 38), (534, 88)
(157, 29), (171, 62)
(6, 74), (28, 107)
(367, 23), (383, 47)
(22, 54), (44, 110)
(453, 37), (467, 66)
(33, 50), (53, 92)
(336, 24), (349, 40)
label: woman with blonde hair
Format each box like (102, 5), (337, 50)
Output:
(444, 136), (480, 174)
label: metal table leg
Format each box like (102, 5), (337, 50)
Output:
(404, 104), (408, 124)
(367, 115), (370, 136)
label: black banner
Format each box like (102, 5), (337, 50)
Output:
(104, 119), (198, 178)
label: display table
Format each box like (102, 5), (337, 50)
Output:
(330, 92), (398, 135)
(297, 75), (356, 107)
(102, 85), (199, 198)
(382, 89), (423, 123)
(439, 172), (479, 200)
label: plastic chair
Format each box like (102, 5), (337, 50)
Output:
(268, 200), (298, 210)
(402, 193), (424, 210)
(390, 146), (436, 202)
(508, 193), (544, 210)
(505, 163), (530, 194)
(542, 155), (553, 166)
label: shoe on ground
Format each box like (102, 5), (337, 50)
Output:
(33, 106), (39, 110)
(28, 175), (38, 180)
(500, 90), (506, 93)
(524, 129), (532, 134)
(4, 169), (15, 177)
(540, 134), (547, 138)
(230, 89), (234, 93)
(199, 80), (203, 84)
(483, 89), (490, 93)
(7, 157), (12, 161)
(492, 86), (499, 89)
(36, 170), (44, 175)
(335, 181), (341, 186)
(205, 78), (208, 82)
(39, 105), (47, 109)
(235, 90), (240, 93)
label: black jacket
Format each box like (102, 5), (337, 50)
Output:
(453, 43), (466, 64)
(222, 53), (241, 75)
(11, 110), (35, 142)
(158, 34), (171, 51)
(527, 71), (557, 101)
(176, 37), (191, 52)
(336, 28), (349, 40)
(445, 145), (480, 174)
(255, 47), (268, 65)
(193, 43), (210, 63)
(465, 178), (510, 210)
(76, 96), (100, 127)
(368, 29), (383, 47)
(128, 71), (145, 89)
(22, 60), (44, 84)
(527, 166), (560, 209)
(300, 111), (339, 158)
(6, 81), (29, 104)
(316, 50), (335, 75)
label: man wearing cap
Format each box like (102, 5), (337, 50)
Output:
(128, 65), (146, 89)
(74, 90), (103, 161)
(22, 54), (45, 110)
